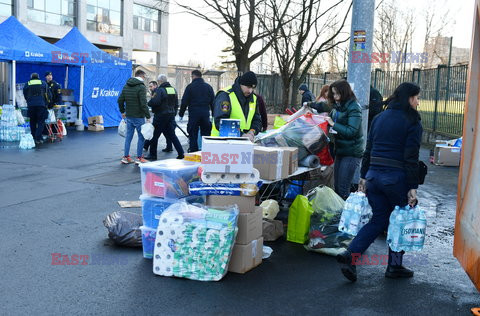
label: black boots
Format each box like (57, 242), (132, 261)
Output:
(337, 250), (357, 282)
(385, 265), (414, 279)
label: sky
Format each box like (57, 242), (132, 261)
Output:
(168, 0), (476, 69)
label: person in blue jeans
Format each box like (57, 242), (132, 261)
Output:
(310, 80), (364, 199)
(118, 70), (151, 164)
(337, 82), (423, 282)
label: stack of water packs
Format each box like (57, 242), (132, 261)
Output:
(153, 202), (239, 281)
(0, 104), (24, 142)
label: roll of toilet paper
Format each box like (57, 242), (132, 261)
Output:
(201, 168), (260, 184)
(299, 154), (320, 168)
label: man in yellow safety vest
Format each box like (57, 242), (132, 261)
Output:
(211, 71), (262, 141)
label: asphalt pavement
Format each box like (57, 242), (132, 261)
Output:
(0, 123), (478, 315)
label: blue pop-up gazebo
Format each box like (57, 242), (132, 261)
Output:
(0, 16), (79, 108)
(55, 27), (132, 127)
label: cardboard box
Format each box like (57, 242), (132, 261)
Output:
(88, 115), (104, 125)
(201, 137), (254, 174)
(279, 147), (299, 175)
(206, 195), (256, 213)
(253, 146), (290, 180)
(434, 145), (460, 166)
(228, 237), (263, 274)
(236, 206), (263, 244)
(184, 151), (202, 162)
(88, 124), (104, 132)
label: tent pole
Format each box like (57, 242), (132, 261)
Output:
(12, 60), (16, 106)
(76, 65), (84, 131)
(65, 66), (68, 89)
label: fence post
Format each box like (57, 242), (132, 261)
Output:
(433, 64), (447, 132)
(323, 72), (329, 85)
(412, 68), (420, 83)
(373, 68), (382, 88)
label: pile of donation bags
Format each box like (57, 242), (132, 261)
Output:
(287, 185), (426, 255)
(256, 110), (333, 166)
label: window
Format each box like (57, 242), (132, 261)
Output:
(86, 0), (122, 36)
(0, 0), (12, 17)
(133, 4), (160, 33)
(27, 0), (75, 26)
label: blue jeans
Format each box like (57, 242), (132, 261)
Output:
(348, 167), (409, 266)
(124, 117), (145, 158)
(334, 155), (361, 199)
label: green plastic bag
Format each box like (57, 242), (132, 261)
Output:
(273, 116), (287, 129)
(287, 195), (314, 244)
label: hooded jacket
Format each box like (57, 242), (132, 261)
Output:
(118, 77), (150, 119)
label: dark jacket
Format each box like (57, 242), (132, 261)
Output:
(118, 77), (150, 119)
(179, 78), (215, 117)
(256, 93), (268, 131)
(46, 80), (62, 108)
(368, 86), (384, 130)
(361, 101), (423, 189)
(23, 79), (50, 107)
(148, 82), (178, 117)
(330, 98), (364, 158)
(213, 82), (262, 134)
(299, 84), (315, 104)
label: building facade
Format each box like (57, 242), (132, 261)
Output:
(0, 0), (169, 73)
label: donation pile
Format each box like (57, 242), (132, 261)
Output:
(152, 202), (239, 281)
(188, 136), (264, 274)
(256, 110), (332, 166)
(138, 159), (204, 259)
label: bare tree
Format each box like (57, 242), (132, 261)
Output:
(422, 1), (453, 68)
(373, 0), (415, 72)
(175, 0), (291, 72)
(267, 0), (351, 107)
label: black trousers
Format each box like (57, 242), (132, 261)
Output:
(149, 115), (184, 158)
(144, 120), (173, 150)
(28, 106), (47, 141)
(187, 112), (211, 152)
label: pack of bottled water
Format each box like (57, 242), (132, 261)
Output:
(338, 192), (373, 236)
(19, 133), (35, 149)
(387, 205), (427, 252)
(0, 104), (23, 142)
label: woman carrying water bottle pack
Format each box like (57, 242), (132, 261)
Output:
(336, 82), (423, 282)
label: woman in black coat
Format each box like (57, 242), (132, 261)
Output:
(337, 82), (423, 282)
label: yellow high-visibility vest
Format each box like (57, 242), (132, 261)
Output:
(211, 86), (257, 136)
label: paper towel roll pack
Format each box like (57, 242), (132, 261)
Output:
(188, 181), (261, 197)
(153, 202), (239, 281)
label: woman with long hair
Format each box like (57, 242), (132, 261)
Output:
(316, 85), (330, 103)
(337, 82), (423, 282)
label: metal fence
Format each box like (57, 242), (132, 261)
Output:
(251, 65), (467, 137)
(372, 65), (468, 137)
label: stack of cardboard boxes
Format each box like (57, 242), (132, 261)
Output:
(201, 137), (264, 273)
(87, 115), (104, 132)
(253, 146), (298, 180)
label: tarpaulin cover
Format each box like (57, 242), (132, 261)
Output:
(0, 16), (77, 64)
(55, 27), (132, 127)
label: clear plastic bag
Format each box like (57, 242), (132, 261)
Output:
(118, 119), (127, 137)
(15, 109), (25, 125)
(103, 211), (143, 247)
(19, 133), (35, 149)
(141, 122), (154, 140)
(256, 115), (329, 161)
(338, 192), (372, 236)
(152, 202), (239, 281)
(46, 109), (56, 123)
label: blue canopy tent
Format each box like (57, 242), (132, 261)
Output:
(55, 27), (132, 127)
(0, 16), (79, 106)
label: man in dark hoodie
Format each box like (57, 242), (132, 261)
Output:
(23, 73), (51, 144)
(118, 69), (151, 165)
(298, 84), (315, 105)
(179, 70), (215, 152)
(211, 71), (262, 141)
(145, 74), (184, 160)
